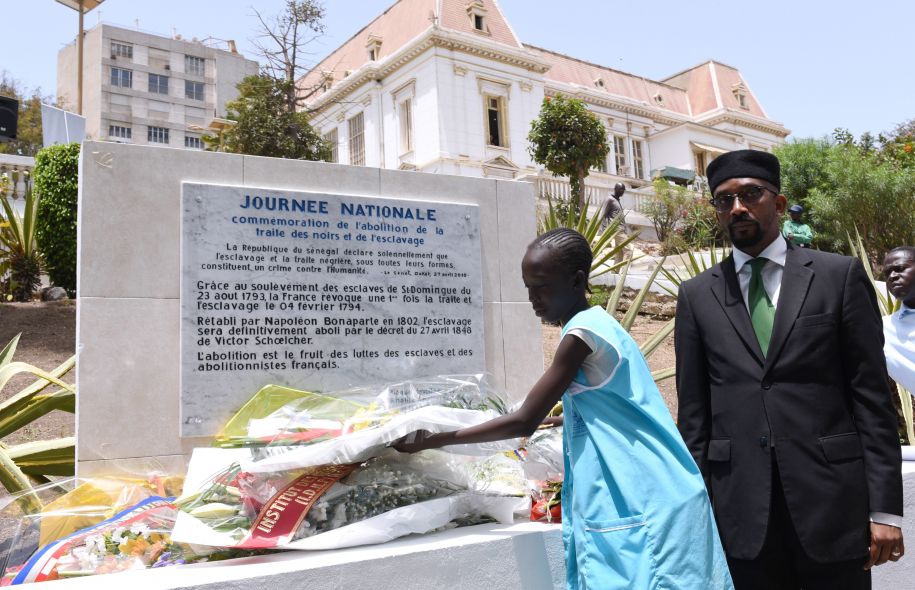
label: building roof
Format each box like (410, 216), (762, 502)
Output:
(662, 60), (767, 118)
(300, 0), (523, 99)
(523, 44), (692, 116)
(300, 0), (774, 127)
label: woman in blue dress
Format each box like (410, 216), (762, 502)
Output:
(395, 228), (732, 589)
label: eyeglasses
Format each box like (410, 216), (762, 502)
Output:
(708, 185), (777, 213)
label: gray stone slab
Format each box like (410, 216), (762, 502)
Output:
(180, 183), (485, 436)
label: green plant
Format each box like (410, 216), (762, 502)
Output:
(212, 75), (331, 161)
(0, 177), (43, 301)
(679, 190), (723, 248)
(33, 142), (80, 296)
(644, 178), (691, 245)
(0, 333), (76, 513)
(528, 94), (609, 215)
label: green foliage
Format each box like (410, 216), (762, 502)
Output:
(679, 189), (723, 249)
(212, 75), (331, 161)
(33, 142), (80, 296)
(0, 333), (76, 513)
(643, 179), (691, 247)
(0, 177), (43, 301)
(0, 72), (52, 157)
(528, 95), (609, 213)
(806, 145), (915, 264)
(773, 138), (832, 206)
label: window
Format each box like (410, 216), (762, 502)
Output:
(184, 136), (203, 149)
(110, 67), (132, 88)
(148, 100), (170, 120)
(109, 93), (131, 114)
(108, 125), (131, 140)
(185, 55), (205, 76)
(485, 95), (507, 147)
(147, 126), (169, 144)
(632, 140), (644, 179)
(399, 99), (413, 154)
(111, 41), (133, 59)
(348, 113), (365, 166)
(613, 135), (627, 174)
(467, 1), (487, 32)
(148, 74), (169, 95)
(324, 128), (338, 163)
(185, 80), (204, 101)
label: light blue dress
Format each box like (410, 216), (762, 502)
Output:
(560, 307), (733, 589)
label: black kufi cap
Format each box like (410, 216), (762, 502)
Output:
(707, 149), (781, 194)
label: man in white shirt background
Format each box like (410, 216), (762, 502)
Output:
(884, 246), (915, 396)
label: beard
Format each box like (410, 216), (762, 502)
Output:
(727, 217), (764, 249)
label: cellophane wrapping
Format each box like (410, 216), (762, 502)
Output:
(0, 476), (259, 585)
(171, 447), (527, 550)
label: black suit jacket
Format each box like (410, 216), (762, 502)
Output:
(675, 241), (903, 562)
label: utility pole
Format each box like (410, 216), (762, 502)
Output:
(55, 0), (105, 115)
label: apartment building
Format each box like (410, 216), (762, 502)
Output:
(57, 23), (258, 149)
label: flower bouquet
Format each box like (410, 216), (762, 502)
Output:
(171, 447), (527, 551)
(1, 496), (257, 585)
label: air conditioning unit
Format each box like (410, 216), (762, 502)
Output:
(618, 166), (631, 177)
(110, 54), (117, 60)
(164, 64), (171, 70)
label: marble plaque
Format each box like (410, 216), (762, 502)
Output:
(181, 183), (484, 436)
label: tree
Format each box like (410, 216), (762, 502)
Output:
(213, 75), (330, 161)
(0, 72), (51, 157)
(806, 145), (915, 264)
(251, 0), (326, 112)
(528, 95), (609, 214)
(773, 138), (832, 205)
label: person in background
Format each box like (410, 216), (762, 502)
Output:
(395, 228), (733, 589)
(675, 149), (903, 590)
(782, 204), (813, 248)
(599, 182), (627, 233)
(883, 246), (915, 395)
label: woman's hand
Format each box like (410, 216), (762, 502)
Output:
(392, 430), (437, 453)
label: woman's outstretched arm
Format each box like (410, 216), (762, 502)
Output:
(393, 334), (590, 453)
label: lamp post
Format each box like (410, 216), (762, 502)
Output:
(55, 0), (105, 115)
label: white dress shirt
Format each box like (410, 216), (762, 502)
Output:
(733, 238), (902, 528)
(732, 236), (787, 312)
(884, 305), (915, 396)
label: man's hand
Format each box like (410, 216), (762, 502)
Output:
(391, 430), (436, 454)
(864, 522), (904, 569)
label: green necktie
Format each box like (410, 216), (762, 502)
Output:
(748, 257), (775, 356)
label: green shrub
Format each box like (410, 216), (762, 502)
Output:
(33, 143), (80, 296)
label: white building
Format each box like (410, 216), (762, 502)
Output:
(299, 0), (789, 207)
(57, 23), (259, 150)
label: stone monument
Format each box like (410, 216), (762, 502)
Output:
(76, 142), (543, 476)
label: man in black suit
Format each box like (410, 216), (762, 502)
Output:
(675, 150), (904, 589)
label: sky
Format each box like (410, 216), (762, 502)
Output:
(2, 0), (911, 140)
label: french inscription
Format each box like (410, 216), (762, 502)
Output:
(181, 183), (484, 436)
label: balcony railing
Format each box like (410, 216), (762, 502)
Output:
(0, 154), (35, 216)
